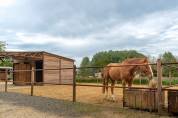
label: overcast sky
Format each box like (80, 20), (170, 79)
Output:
(0, 0), (178, 65)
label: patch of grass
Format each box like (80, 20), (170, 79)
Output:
(76, 76), (178, 86)
(76, 76), (103, 83)
(73, 102), (101, 114)
(133, 78), (149, 85)
(166, 79), (178, 85)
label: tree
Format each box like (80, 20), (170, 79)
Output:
(0, 41), (12, 67)
(88, 50), (145, 75)
(79, 57), (91, 76)
(0, 41), (6, 51)
(161, 52), (177, 77)
(91, 50), (145, 67)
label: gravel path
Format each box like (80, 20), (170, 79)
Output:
(0, 92), (103, 118)
(0, 92), (174, 118)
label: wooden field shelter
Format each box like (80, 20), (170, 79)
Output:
(0, 51), (74, 85)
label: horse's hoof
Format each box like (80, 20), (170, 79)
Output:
(111, 98), (116, 102)
(103, 94), (109, 100)
(111, 95), (116, 101)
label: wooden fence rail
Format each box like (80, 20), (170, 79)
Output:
(2, 60), (178, 115)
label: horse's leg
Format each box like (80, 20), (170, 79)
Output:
(128, 82), (132, 88)
(122, 80), (126, 102)
(122, 80), (126, 87)
(105, 77), (109, 99)
(128, 78), (133, 88)
(102, 77), (105, 94)
(111, 80), (116, 101)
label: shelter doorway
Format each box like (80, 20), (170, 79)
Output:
(35, 60), (43, 82)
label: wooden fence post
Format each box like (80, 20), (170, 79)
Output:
(123, 84), (126, 107)
(73, 65), (76, 102)
(5, 69), (8, 92)
(157, 59), (162, 114)
(169, 71), (172, 86)
(31, 64), (35, 96)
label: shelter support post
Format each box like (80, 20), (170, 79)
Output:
(5, 69), (8, 92)
(157, 59), (163, 114)
(169, 71), (172, 86)
(73, 65), (76, 102)
(31, 63), (35, 96)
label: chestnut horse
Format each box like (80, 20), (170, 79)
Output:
(102, 58), (153, 100)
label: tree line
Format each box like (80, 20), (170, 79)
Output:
(79, 50), (178, 77)
(0, 41), (177, 77)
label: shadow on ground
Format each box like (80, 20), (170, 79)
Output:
(0, 92), (106, 118)
(0, 92), (173, 118)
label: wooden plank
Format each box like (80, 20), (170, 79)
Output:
(26, 64), (31, 82)
(59, 59), (61, 84)
(168, 91), (178, 114)
(13, 63), (31, 85)
(124, 89), (165, 111)
(13, 63), (20, 84)
(0, 70), (6, 80)
(43, 54), (60, 83)
(61, 59), (74, 84)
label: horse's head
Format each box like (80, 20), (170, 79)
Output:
(136, 58), (153, 80)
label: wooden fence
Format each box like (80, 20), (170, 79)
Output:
(1, 59), (178, 115)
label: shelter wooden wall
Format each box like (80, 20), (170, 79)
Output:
(11, 52), (74, 85)
(13, 63), (31, 85)
(43, 54), (61, 83)
(43, 53), (74, 84)
(0, 70), (6, 80)
(61, 59), (73, 84)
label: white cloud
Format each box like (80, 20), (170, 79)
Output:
(15, 33), (90, 47)
(0, 0), (16, 7)
(7, 7), (178, 61)
(6, 48), (24, 51)
(1, 0), (178, 65)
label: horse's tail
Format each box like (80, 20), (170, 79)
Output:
(101, 69), (105, 94)
(102, 67), (109, 94)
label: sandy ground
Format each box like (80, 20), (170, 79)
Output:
(0, 82), (177, 118)
(3, 83), (149, 105)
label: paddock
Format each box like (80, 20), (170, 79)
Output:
(0, 82), (177, 117)
(1, 58), (178, 117)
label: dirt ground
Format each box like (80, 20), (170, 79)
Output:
(0, 83), (177, 118)
(5, 84), (123, 107)
(6, 83), (149, 106)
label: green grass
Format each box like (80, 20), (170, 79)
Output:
(76, 76), (178, 86)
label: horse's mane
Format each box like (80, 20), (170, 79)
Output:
(122, 58), (148, 64)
